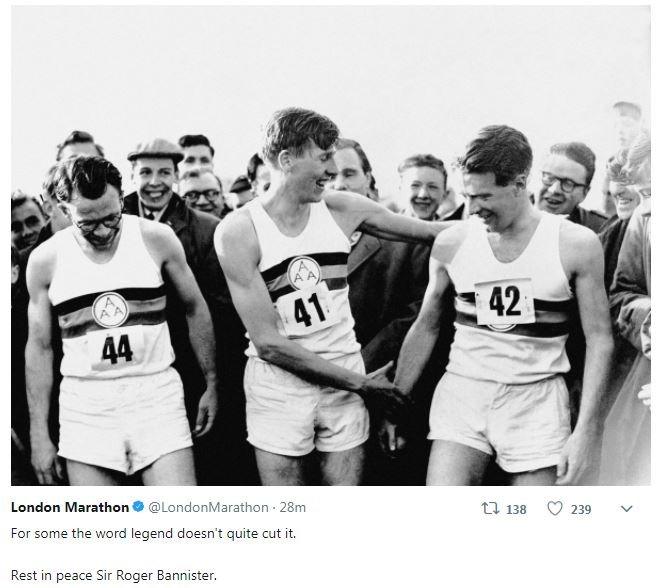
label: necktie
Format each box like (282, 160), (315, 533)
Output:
(144, 209), (155, 221)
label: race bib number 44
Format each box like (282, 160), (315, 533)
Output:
(86, 327), (145, 372)
(275, 282), (341, 337)
(474, 278), (535, 327)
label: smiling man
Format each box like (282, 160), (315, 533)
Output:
(179, 169), (230, 219)
(398, 154), (464, 221)
(215, 107), (452, 486)
(25, 156), (218, 486)
(395, 125), (613, 486)
(536, 142), (607, 233)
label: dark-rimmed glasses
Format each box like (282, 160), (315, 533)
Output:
(70, 212), (122, 233)
(183, 189), (221, 202)
(541, 172), (585, 193)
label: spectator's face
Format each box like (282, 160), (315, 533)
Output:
(59, 141), (99, 160)
(11, 200), (46, 250)
(132, 157), (177, 211)
(61, 185), (123, 250)
(331, 148), (371, 197)
(179, 173), (224, 217)
(252, 164), (271, 197)
(400, 166), (447, 220)
(463, 171), (519, 233)
(615, 114), (642, 149)
(179, 145), (214, 174)
(537, 154), (588, 216)
(609, 181), (640, 220)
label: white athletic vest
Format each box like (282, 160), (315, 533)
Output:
(245, 198), (360, 360)
(49, 215), (174, 379)
(446, 212), (573, 384)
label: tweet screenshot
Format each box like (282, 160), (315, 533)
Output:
(7, 2), (656, 587)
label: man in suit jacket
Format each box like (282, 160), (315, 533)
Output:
(124, 138), (257, 485)
(330, 138), (451, 484)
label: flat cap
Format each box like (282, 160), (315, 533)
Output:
(127, 138), (183, 164)
(230, 174), (252, 193)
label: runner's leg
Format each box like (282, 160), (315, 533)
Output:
(318, 443), (365, 485)
(254, 447), (307, 485)
(426, 440), (491, 485)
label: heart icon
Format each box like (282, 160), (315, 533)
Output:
(547, 500), (563, 516)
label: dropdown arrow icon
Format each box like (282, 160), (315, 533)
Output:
(620, 505), (633, 512)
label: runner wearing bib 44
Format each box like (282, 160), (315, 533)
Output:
(395, 125), (613, 486)
(25, 156), (218, 486)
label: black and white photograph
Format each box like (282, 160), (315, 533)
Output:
(11, 4), (651, 487)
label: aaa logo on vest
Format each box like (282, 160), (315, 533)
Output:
(92, 292), (129, 328)
(287, 256), (321, 290)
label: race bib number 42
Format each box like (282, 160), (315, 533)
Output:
(474, 278), (535, 326)
(275, 282), (341, 337)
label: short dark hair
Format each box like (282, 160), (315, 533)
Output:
(246, 153), (264, 183)
(178, 134), (215, 157)
(53, 156), (123, 203)
(613, 101), (642, 120)
(11, 244), (20, 268)
(456, 125), (532, 187)
(11, 190), (46, 218)
(179, 169), (223, 191)
(261, 107), (339, 165)
(56, 130), (105, 161)
(397, 153), (447, 189)
(549, 142), (596, 188)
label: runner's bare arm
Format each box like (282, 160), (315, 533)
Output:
(325, 190), (454, 244)
(146, 223), (218, 437)
(557, 225), (614, 485)
(394, 228), (461, 397)
(24, 245), (63, 485)
(214, 214), (408, 416)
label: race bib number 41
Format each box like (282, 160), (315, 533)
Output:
(474, 278), (535, 327)
(275, 282), (341, 337)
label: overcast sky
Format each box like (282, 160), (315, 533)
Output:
(12, 5), (649, 210)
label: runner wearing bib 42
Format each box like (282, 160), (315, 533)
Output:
(394, 125), (613, 486)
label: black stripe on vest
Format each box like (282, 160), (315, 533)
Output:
(455, 310), (570, 338)
(53, 285), (167, 316)
(455, 292), (574, 313)
(60, 308), (167, 339)
(261, 252), (348, 283)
